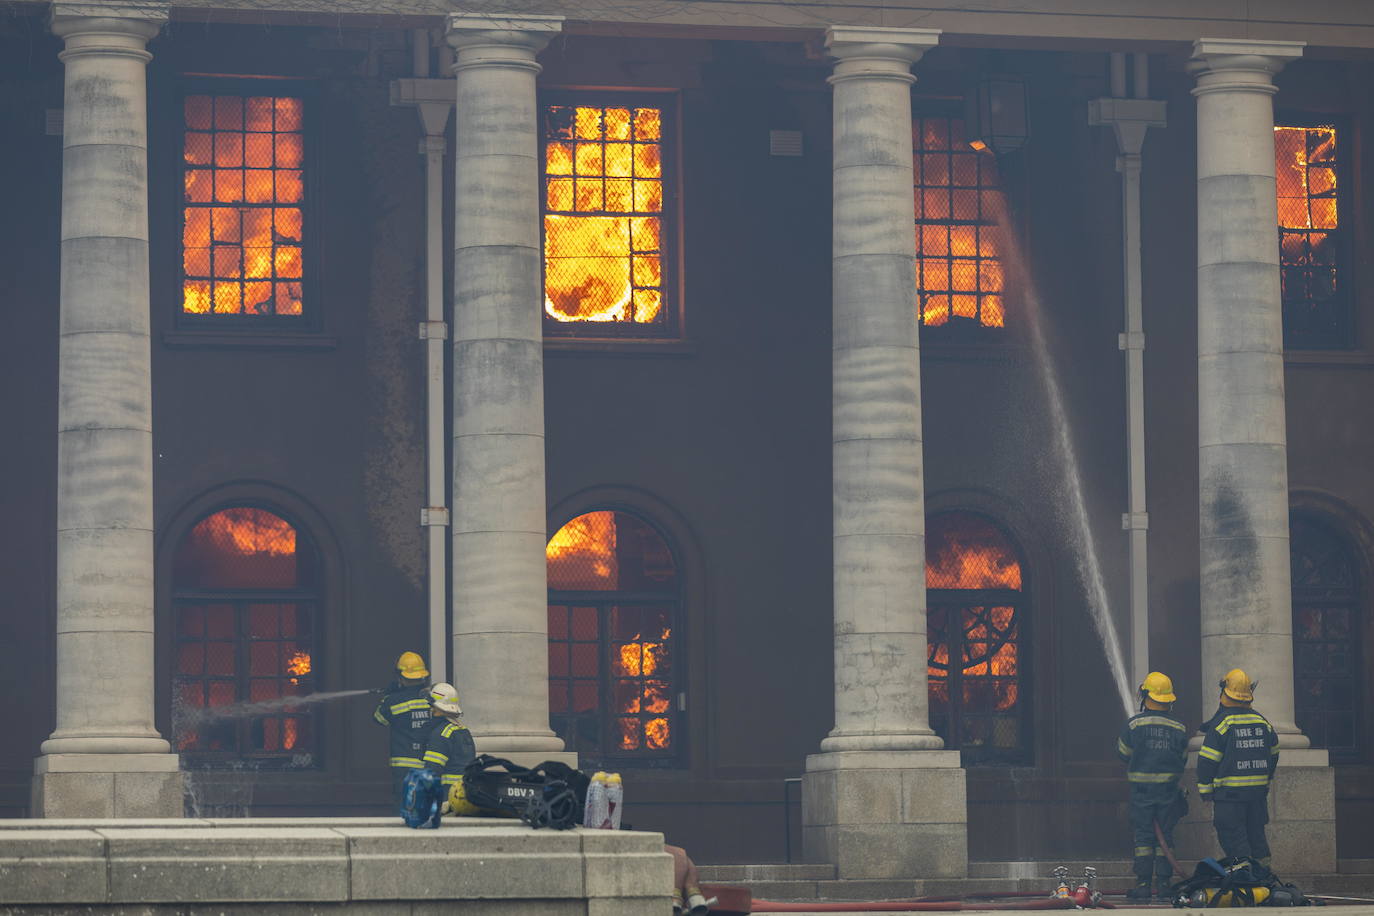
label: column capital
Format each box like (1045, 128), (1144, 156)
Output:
(445, 14), (563, 73)
(826, 26), (940, 84)
(1190, 38), (1304, 95)
(51, 0), (167, 45)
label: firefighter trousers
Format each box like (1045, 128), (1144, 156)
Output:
(1212, 796), (1270, 864)
(1130, 786), (1186, 881)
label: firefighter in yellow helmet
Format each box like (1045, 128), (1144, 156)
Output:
(373, 651), (436, 806)
(422, 683), (476, 790)
(1117, 671), (1189, 899)
(1197, 669), (1278, 869)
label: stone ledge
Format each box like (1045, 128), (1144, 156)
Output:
(0, 820), (670, 910)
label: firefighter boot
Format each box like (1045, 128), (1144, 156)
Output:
(1127, 855), (1154, 900)
(1155, 857), (1173, 900)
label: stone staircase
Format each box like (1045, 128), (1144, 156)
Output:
(697, 860), (1374, 903)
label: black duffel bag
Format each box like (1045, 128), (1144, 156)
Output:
(461, 754), (590, 830)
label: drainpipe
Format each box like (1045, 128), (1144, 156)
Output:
(1088, 55), (1166, 689)
(391, 38), (454, 683)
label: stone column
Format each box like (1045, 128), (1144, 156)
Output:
(1174, 37), (1335, 875)
(802, 26), (967, 880)
(445, 15), (570, 761)
(34, 0), (182, 817)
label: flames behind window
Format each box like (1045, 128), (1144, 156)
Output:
(542, 104), (666, 330)
(173, 507), (317, 765)
(914, 115), (1006, 329)
(926, 511), (1026, 764)
(1275, 124), (1347, 348)
(183, 94), (305, 317)
(547, 510), (679, 762)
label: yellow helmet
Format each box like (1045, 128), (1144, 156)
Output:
(1220, 668), (1256, 702)
(395, 651), (429, 680)
(1140, 671), (1177, 704)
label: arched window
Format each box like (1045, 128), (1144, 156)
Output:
(171, 506), (320, 767)
(1291, 514), (1362, 758)
(926, 511), (1028, 765)
(546, 509), (681, 767)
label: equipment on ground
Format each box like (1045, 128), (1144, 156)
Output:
(395, 651), (429, 680)
(399, 767), (444, 828)
(428, 682), (462, 715)
(1169, 856), (1313, 907)
(1220, 669), (1256, 703)
(461, 754), (590, 830)
(1141, 671), (1177, 704)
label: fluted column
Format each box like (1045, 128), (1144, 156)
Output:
(824, 26), (943, 754)
(803, 27), (967, 881)
(446, 15), (567, 756)
(34, 0), (181, 818)
(1191, 38), (1307, 747)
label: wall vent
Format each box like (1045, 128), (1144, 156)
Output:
(769, 129), (803, 157)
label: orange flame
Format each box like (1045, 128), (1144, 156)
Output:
(286, 649), (311, 686)
(543, 105), (664, 325)
(546, 511), (617, 588)
(926, 518), (1021, 590)
(1275, 125), (1337, 231)
(283, 717), (298, 750)
(616, 626), (672, 750)
(203, 507), (296, 557)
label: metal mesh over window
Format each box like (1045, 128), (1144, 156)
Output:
(172, 507), (319, 767)
(541, 103), (670, 336)
(1291, 515), (1361, 758)
(926, 511), (1027, 765)
(547, 510), (680, 766)
(914, 115), (1006, 329)
(1276, 124), (1349, 349)
(182, 94), (305, 317)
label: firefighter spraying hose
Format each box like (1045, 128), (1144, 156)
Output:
(1116, 671), (1189, 900)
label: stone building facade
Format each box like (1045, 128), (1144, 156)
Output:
(4, 0), (1374, 874)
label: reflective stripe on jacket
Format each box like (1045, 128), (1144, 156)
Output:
(1196, 707), (1279, 798)
(1118, 710), (1188, 786)
(424, 721), (476, 785)
(374, 684), (437, 767)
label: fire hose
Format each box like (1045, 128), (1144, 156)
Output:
(750, 897), (1088, 912)
(1153, 817), (1184, 880)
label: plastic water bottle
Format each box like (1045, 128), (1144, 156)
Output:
(606, 772), (623, 830)
(584, 771), (608, 829)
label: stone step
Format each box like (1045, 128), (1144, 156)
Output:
(698, 863), (836, 882)
(1341, 859), (1374, 875)
(967, 860), (1135, 879)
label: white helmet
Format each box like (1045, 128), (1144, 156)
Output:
(429, 683), (462, 715)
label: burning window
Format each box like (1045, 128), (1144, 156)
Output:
(547, 510), (680, 765)
(1275, 123), (1349, 349)
(541, 101), (673, 338)
(926, 511), (1027, 765)
(182, 92), (305, 317)
(172, 507), (319, 767)
(914, 115), (1006, 329)
(1291, 515), (1361, 758)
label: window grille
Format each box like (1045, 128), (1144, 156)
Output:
(914, 115), (1007, 330)
(172, 507), (320, 768)
(547, 510), (681, 766)
(926, 511), (1028, 765)
(1291, 515), (1361, 758)
(1276, 123), (1350, 349)
(182, 92), (306, 318)
(541, 100), (675, 338)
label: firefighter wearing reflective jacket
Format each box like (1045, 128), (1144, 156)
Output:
(1118, 671), (1189, 900)
(423, 683), (476, 788)
(373, 651), (436, 804)
(1198, 668), (1279, 866)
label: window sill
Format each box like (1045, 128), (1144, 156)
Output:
(1284, 350), (1374, 369)
(164, 330), (338, 350)
(544, 337), (696, 357)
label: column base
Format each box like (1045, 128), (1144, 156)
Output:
(1172, 749), (1335, 874)
(32, 753), (184, 818)
(802, 750), (966, 879)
